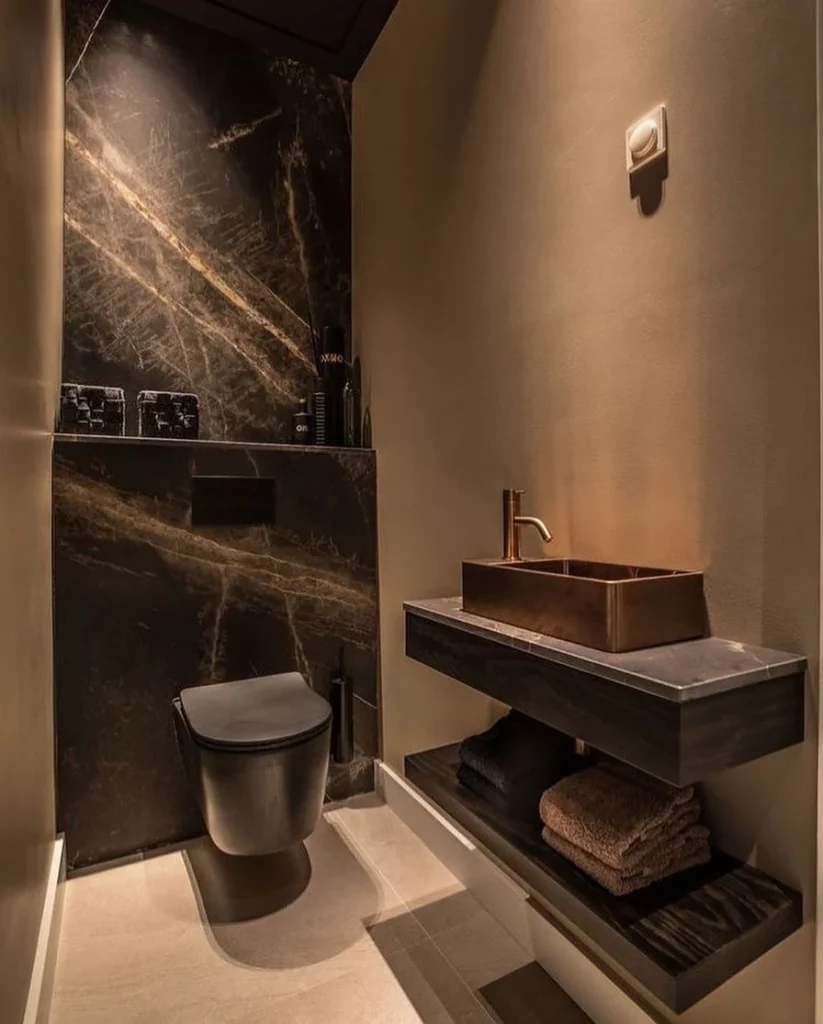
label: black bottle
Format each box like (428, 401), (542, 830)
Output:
(291, 397), (314, 445)
(330, 647), (354, 764)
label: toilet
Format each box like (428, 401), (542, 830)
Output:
(173, 672), (332, 856)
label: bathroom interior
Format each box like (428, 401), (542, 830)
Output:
(2, 1), (822, 1023)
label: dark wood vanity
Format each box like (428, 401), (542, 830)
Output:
(404, 596), (806, 1013)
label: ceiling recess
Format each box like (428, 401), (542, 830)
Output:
(144, 0), (399, 79)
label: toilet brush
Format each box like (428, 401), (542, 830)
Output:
(330, 647), (354, 764)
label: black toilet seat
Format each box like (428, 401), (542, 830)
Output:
(179, 673), (332, 753)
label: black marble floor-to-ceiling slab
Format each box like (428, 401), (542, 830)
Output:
(54, 437), (377, 872)
(64, 0), (351, 442)
(57, 0), (369, 873)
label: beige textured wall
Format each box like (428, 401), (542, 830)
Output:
(354, 1), (820, 1020)
(0, 0), (63, 1020)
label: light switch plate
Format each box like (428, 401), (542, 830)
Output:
(626, 104), (667, 175)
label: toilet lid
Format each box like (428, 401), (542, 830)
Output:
(179, 673), (332, 751)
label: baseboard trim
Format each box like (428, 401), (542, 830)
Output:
(23, 835), (66, 1024)
(376, 760), (662, 1024)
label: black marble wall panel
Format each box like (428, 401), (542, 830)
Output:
(64, 0), (351, 441)
(54, 438), (377, 871)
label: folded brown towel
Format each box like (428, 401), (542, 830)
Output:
(542, 824), (711, 897)
(602, 800), (702, 872)
(539, 764), (696, 868)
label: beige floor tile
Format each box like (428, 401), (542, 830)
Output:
(50, 811), (426, 1024)
(386, 940), (496, 1024)
(431, 907), (532, 991)
(50, 854), (219, 1022)
(411, 887), (488, 939)
(185, 815), (422, 969)
(273, 957), (425, 1024)
(330, 799), (466, 916)
(276, 939), (495, 1024)
(50, 803), (517, 1024)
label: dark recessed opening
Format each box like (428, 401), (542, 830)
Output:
(191, 475), (276, 527)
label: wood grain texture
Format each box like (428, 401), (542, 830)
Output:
(407, 610), (681, 780)
(679, 674), (805, 780)
(405, 610), (805, 786)
(406, 745), (803, 1013)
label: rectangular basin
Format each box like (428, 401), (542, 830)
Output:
(462, 558), (705, 653)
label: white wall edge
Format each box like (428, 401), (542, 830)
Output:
(23, 834), (66, 1024)
(378, 759), (478, 852)
(376, 760), (661, 1024)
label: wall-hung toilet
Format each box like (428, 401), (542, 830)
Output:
(173, 672), (332, 856)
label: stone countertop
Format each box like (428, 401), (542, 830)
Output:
(404, 596), (807, 703)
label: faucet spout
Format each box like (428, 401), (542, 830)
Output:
(514, 516), (553, 544)
(502, 489), (553, 560)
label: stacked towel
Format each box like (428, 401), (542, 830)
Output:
(457, 711), (575, 820)
(539, 761), (710, 896)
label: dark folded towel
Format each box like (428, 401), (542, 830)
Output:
(457, 763), (545, 821)
(459, 711), (574, 795)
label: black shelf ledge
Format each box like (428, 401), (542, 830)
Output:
(405, 599), (806, 786)
(53, 433), (375, 455)
(406, 744), (803, 1014)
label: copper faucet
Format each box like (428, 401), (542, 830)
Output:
(502, 489), (553, 561)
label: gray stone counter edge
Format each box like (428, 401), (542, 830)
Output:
(404, 597), (807, 703)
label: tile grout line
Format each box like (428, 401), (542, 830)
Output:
(408, 911), (502, 1024)
(327, 806), (417, 928)
(328, 806), (498, 1024)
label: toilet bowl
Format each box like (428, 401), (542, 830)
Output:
(173, 672), (332, 856)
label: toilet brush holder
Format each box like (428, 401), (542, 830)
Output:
(330, 649), (354, 764)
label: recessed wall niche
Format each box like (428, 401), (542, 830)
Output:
(64, 0), (351, 442)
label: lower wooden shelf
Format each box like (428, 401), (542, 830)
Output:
(405, 744), (802, 1014)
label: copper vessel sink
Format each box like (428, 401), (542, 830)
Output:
(462, 559), (706, 653)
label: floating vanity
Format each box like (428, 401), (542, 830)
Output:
(406, 597), (805, 787)
(403, 596), (806, 1013)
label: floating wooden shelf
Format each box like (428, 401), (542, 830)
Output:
(406, 744), (803, 1014)
(405, 598), (805, 786)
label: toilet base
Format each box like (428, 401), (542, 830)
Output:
(173, 699), (331, 856)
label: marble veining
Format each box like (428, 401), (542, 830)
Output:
(55, 439), (377, 870)
(63, 0), (351, 442)
(405, 597), (807, 702)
